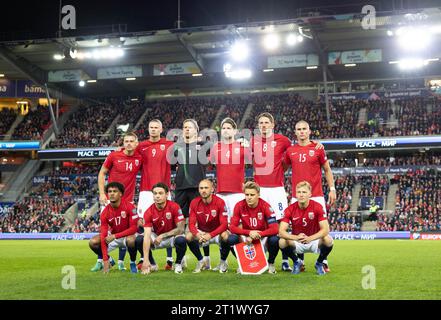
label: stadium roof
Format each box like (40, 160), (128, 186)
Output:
(1, 7), (441, 98)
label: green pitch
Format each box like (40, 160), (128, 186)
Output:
(0, 240), (440, 300)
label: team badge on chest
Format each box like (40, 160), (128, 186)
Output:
(257, 212), (263, 220)
(309, 150), (315, 157)
(166, 212), (172, 220)
(135, 159), (139, 166)
(121, 211), (126, 218)
(234, 148), (240, 154)
(271, 141), (277, 148)
(160, 145), (165, 151)
(308, 212), (314, 220)
(211, 210), (217, 217)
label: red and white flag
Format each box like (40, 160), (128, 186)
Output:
(234, 240), (268, 275)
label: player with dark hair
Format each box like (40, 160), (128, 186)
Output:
(88, 182), (139, 273)
(210, 117), (251, 218)
(226, 181), (279, 274)
(138, 183), (187, 274)
(94, 132), (141, 271)
(186, 179), (230, 273)
(283, 120), (335, 272)
(279, 181), (334, 275)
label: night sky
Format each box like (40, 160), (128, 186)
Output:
(1, 0), (440, 40)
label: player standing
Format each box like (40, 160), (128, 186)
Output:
(88, 182), (139, 273)
(139, 183), (187, 274)
(283, 120), (336, 271)
(171, 119), (213, 269)
(210, 118), (250, 218)
(279, 181), (334, 275)
(186, 179), (230, 273)
(94, 132), (141, 271)
(136, 119), (174, 270)
(227, 181), (279, 274)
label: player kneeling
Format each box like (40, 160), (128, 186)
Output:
(228, 181), (279, 274)
(186, 179), (230, 273)
(137, 183), (187, 275)
(88, 182), (139, 273)
(279, 181), (334, 275)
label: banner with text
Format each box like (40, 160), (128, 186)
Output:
(48, 69), (85, 82)
(0, 79), (16, 97)
(16, 80), (45, 98)
(328, 49), (382, 65)
(153, 62), (200, 76)
(268, 54), (319, 69)
(0, 141), (40, 150)
(97, 65), (143, 80)
(38, 148), (116, 161)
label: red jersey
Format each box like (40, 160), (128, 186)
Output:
(103, 151), (142, 202)
(137, 138), (174, 191)
(100, 199), (139, 261)
(282, 200), (328, 236)
(252, 133), (292, 187)
(229, 199), (278, 237)
(189, 195), (228, 237)
(210, 141), (251, 193)
(284, 142), (328, 197)
(143, 200), (184, 235)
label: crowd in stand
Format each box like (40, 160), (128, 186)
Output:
(11, 105), (51, 141)
(50, 104), (123, 148)
(359, 175), (389, 198)
(376, 169), (441, 231)
(324, 175), (360, 231)
(0, 197), (74, 233)
(0, 108), (18, 137)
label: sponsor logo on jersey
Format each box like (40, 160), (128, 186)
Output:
(309, 150), (315, 157)
(121, 211), (126, 218)
(166, 212), (172, 220)
(118, 160), (124, 163)
(211, 210), (217, 217)
(197, 211), (203, 215)
(160, 145), (165, 151)
(244, 244), (256, 260)
(293, 217), (300, 221)
(308, 212), (314, 220)
(257, 212), (263, 220)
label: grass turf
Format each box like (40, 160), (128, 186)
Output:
(0, 240), (440, 300)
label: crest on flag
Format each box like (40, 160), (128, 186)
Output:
(121, 211), (126, 218)
(160, 145), (165, 151)
(308, 212), (315, 220)
(309, 150), (315, 157)
(166, 212), (172, 220)
(244, 244), (256, 260)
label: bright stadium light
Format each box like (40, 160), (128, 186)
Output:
(297, 35), (304, 43)
(78, 80), (85, 87)
(397, 58), (427, 70)
(306, 65), (318, 69)
(286, 34), (297, 46)
(87, 80), (97, 83)
(263, 34), (280, 50)
(53, 54), (64, 60)
(223, 62), (252, 80)
(230, 41), (249, 62)
(74, 48), (124, 60)
(387, 30), (394, 36)
(397, 27), (431, 51)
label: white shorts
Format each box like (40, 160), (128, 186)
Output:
(217, 193), (245, 220)
(107, 237), (127, 253)
(260, 186), (288, 221)
(150, 232), (185, 250)
(293, 236), (333, 254)
(291, 196), (327, 213)
(138, 191), (171, 218)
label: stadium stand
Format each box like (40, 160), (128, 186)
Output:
(11, 105), (51, 141)
(0, 108), (18, 138)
